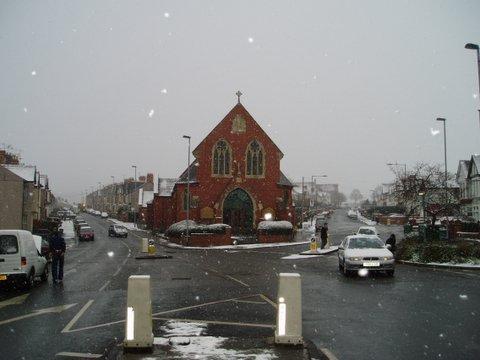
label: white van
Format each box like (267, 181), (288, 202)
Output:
(0, 230), (48, 289)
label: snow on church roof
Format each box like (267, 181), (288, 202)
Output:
(158, 178), (178, 196)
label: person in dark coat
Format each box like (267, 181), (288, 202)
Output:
(385, 234), (396, 253)
(320, 223), (329, 249)
(50, 228), (66, 284)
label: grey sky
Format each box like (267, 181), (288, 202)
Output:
(1, 0), (479, 202)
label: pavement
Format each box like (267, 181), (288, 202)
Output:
(1, 210), (479, 359)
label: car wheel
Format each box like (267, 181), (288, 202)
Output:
(40, 266), (49, 282)
(338, 261), (344, 272)
(24, 269), (35, 289)
(343, 262), (352, 277)
(386, 270), (395, 277)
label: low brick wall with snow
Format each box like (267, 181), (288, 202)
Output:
(257, 220), (293, 243)
(169, 229), (232, 247)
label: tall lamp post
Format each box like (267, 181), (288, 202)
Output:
(311, 175), (328, 211)
(111, 176), (115, 215)
(132, 165), (137, 227)
(465, 43), (480, 131)
(437, 117), (448, 239)
(386, 162), (407, 178)
(182, 135), (191, 245)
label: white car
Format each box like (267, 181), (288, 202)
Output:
(338, 235), (395, 277)
(101, 212), (108, 218)
(357, 226), (379, 236)
(0, 230), (48, 289)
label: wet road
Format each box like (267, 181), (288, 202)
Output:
(0, 211), (479, 360)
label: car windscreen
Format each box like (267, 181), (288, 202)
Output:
(358, 228), (375, 235)
(0, 235), (19, 255)
(348, 237), (383, 249)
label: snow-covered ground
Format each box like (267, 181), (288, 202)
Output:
(157, 321), (276, 359)
(282, 246), (339, 259)
(108, 218), (147, 231)
(356, 211), (377, 226)
(60, 220), (75, 239)
(158, 238), (310, 250)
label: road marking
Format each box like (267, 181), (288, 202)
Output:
(320, 348), (339, 360)
(152, 316), (275, 328)
(61, 300), (94, 333)
(63, 318), (125, 333)
(0, 303), (77, 326)
(64, 268), (77, 276)
(56, 352), (102, 358)
(99, 280), (110, 292)
(113, 267), (121, 277)
(259, 294), (277, 309)
(225, 274), (250, 287)
(0, 293), (30, 309)
(206, 267), (250, 288)
(121, 257), (128, 266)
(232, 299), (266, 304)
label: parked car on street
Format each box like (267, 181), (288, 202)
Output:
(356, 226), (379, 236)
(78, 226), (95, 241)
(101, 212), (108, 218)
(108, 225), (128, 238)
(338, 235), (395, 277)
(0, 230), (49, 289)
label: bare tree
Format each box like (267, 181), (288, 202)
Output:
(388, 162), (460, 225)
(350, 189), (363, 206)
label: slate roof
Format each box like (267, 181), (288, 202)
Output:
(3, 164), (36, 182)
(177, 160), (198, 183)
(158, 178), (178, 196)
(278, 171), (294, 187)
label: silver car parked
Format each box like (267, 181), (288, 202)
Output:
(338, 235), (395, 277)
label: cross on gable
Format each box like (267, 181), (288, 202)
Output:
(236, 90), (242, 104)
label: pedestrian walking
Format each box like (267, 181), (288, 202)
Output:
(320, 222), (328, 249)
(385, 234), (396, 253)
(50, 228), (66, 284)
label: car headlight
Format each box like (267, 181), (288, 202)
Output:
(347, 257), (361, 261)
(382, 256), (393, 261)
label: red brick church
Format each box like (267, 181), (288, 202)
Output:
(149, 93), (295, 234)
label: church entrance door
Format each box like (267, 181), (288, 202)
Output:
(222, 188), (254, 234)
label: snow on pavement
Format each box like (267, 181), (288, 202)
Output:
(158, 238), (310, 250)
(108, 218), (147, 231)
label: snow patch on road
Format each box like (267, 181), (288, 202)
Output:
(108, 218), (147, 232)
(160, 320), (207, 336)
(60, 220), (75, 239)
(282, 246), (339, 260)
(158, 238), (310, 250)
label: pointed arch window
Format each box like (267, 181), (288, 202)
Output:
(212, 140), (231, 176)
(246, 140), (265, 177)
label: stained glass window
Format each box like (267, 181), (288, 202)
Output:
(246, 140), (264, 176)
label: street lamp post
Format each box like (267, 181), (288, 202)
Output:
(387, 162), (407, 178)
(465, 43), (480, 131)
(437, 117), (448, 239)
(132, 165), (137, 227)
(311, 175), (328, 211)
(182, 135), (191, 245)
(111, 176), (115, 214)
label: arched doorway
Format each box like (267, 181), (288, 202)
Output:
(222, 188), (254, 234)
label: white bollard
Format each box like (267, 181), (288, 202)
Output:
(275, 273), (303, 345)
(124, 275), (153, 351)
(141, 238), (149, 253)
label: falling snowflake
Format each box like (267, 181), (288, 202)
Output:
(312, 75), (317, 80)
(107, 251), (114, 257)
(195, 296), (200, 301)
(248, 37), (254, 43)
(459, 294), (468, 300)
(430, 128), (440, 136)
(473, 93), (478, 99)
(23, 107), (28, 113)
(31, 70), (36, 76)
(164, 12), (170, 18)
(148, 109), (155, 118)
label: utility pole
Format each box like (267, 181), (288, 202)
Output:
(301, 176), (305, 225)
(132, 165), (137, 227)
(437, 117), (449, 239)
(183, 135), (191, 245)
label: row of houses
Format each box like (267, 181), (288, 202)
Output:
(457, 155), (480, 221)
(84, 173), (155, 221)
(0, 150), (55, 231)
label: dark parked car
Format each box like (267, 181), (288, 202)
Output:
(78, 226), (95, 241)
(108, 225), (128, 238)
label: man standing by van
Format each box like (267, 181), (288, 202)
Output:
(50, 229), (66, 284)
